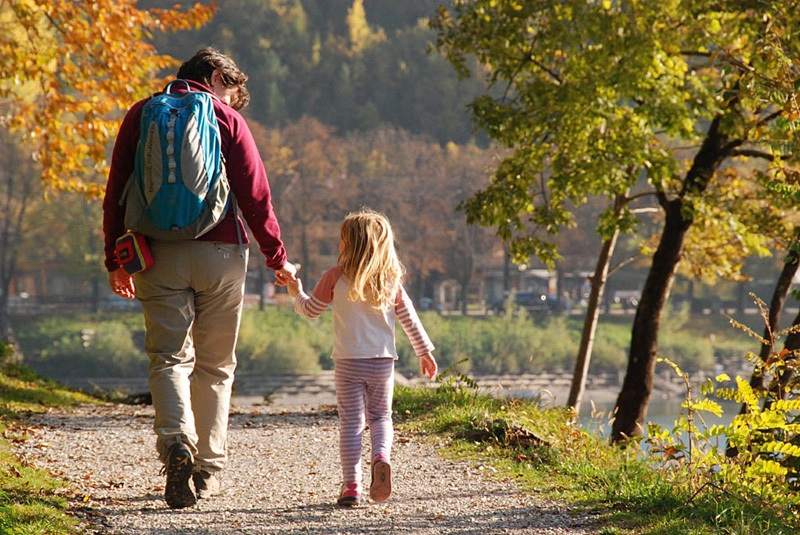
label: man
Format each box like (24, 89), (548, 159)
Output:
(102, 48), (296, 509)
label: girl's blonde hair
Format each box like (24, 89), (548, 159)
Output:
(338, 209), (405, 310)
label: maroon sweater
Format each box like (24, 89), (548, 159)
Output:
(102, 80), (287, 272)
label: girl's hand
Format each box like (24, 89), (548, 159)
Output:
(286, 277), (303, 298)
(419, 352), (437, 380)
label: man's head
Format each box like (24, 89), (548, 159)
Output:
(177, 47), (250, 110)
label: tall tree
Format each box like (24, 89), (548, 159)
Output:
(431, 1), (800, 442)
(266, 116), (350, 281)
(0, 130), (40, 348)
(346, 0), (385, 54)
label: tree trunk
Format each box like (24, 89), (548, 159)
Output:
(0, 301), (10, 345)
(610, 114), (736, 445)
(610, 200), (687, 443)
(778, 301), (800, 396)
(762, 242), (800, 400)
(0, 298), (21, 364)
(756, 243), (798, 387)
(725, 242), (799, 456)
(502, 246), (510, 292)
(567, 196), (623, 413)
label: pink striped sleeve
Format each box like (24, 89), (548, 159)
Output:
(395, 285), (435, 356)
(294, 266), (340, 319)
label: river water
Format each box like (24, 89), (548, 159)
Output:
(578, 396), (741, 453)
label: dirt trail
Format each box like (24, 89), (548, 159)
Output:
(14, 393), (599, 534)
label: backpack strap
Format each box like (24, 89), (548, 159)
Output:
(165, 79), (223, 103)
(165, 79), (191, 94)
(230, 192), (245, 259)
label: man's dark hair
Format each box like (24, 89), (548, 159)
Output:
(177, 47), (250, 110)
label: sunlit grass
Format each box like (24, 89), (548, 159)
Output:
(394, 381), (800, 535)
(0, 361), (97, 535)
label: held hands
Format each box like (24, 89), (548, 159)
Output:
(286, 277), (303, 298)
(109, 268), (135, 299)
(274, 262), (299, 286)
(419, 352), (437, 381)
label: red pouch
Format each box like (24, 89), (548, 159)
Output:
(115, 232), (154, 275)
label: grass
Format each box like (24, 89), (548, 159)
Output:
(393, 372), (800, 535)
(0, 362), (98, 534)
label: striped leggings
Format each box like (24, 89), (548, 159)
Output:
(334, 358), (395, 486)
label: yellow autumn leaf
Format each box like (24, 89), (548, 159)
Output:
(2, 0), (215, 194)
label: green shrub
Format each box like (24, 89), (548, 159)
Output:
(237, 309), (330, 374)
(587, 324), (630, 373)
(246, 336), (321, 374)
(659, 305), (715, 372)
(11, 304), (748, 382)
(645, 302), (800, 528)
(39, 322), (145, 377)
(0, 343), (14, 365)
(659, 335), (714, 373)
(397, 313), (579, 376)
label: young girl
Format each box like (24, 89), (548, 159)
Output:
(286, 209), (437, 506)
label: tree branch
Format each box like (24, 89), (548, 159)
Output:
(627, 189), (658, 203)
(754, 109), (783, 130)
(608, 252), (643, 278)
(521, 43), (562, 86)
(680, 50), (712, 58)
(730, 149), (775, 161)
(630, 207), (660, 214)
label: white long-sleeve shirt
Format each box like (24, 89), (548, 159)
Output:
(294, 266), (435, 361)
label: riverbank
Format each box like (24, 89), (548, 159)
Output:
(55, 370), (688, 411)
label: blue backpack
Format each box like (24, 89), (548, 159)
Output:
(122, 80), (231, 240)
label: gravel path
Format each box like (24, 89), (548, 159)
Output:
(13, 395), (598, 534)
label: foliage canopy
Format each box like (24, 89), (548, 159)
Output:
(431, 0), (800, 276)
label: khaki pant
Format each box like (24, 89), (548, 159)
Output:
(135, 240), (248, 473)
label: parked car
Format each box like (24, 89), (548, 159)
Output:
(491, 290), (557, 315)
(611, 290), (640, 311)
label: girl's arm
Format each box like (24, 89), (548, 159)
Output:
(293, 266), (339, 319)
(395, 285), (435, 357)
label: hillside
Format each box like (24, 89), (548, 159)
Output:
(141, 0), (487, 145)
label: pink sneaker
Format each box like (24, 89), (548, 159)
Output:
(369, 455), (392, 502)
(337, 482), (361, 507)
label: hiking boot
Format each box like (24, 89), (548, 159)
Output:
(337, 483), (361, 507)
(369, 455), (392, 502)
(164, 443), (196, 509)
(192, 470), (221, 499)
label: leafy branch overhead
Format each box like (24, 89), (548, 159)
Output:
(0, 0), (216, 196)
(432, 1), (800, 276)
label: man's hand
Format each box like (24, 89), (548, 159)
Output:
(109, 268), (135, 299)
(274, 262), (298, 286)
